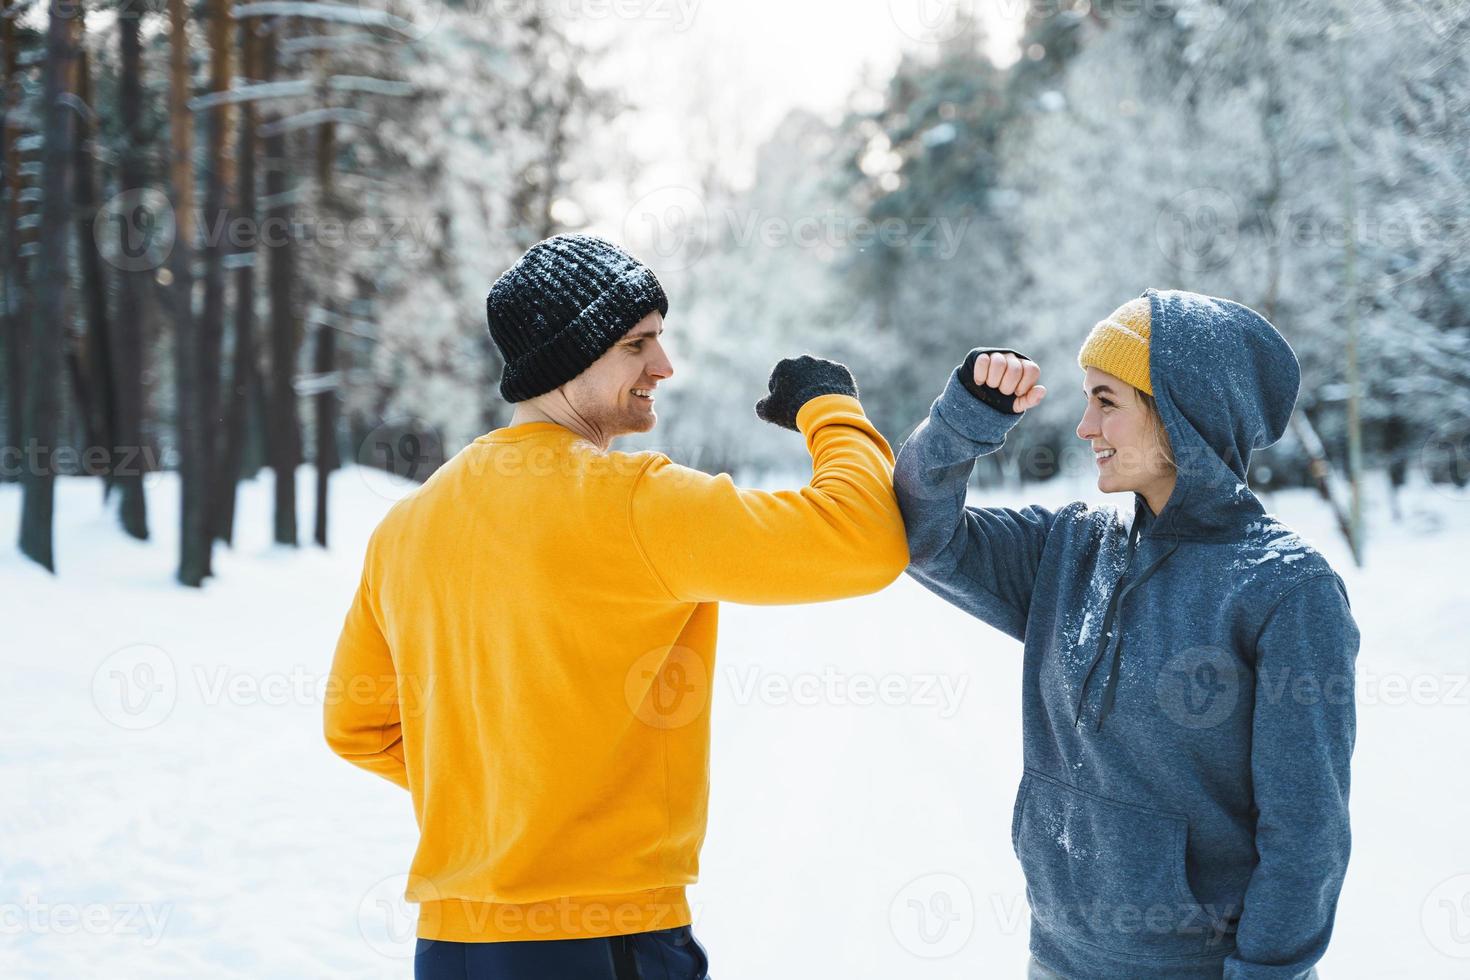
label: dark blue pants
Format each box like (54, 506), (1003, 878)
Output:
(414, 925), (710, 980)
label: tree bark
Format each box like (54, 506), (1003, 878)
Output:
(261, 23), (298, 546)
(112, 0), (150, 538)
(197, 0), (232, 564)
(19, 0), (81, 571)
(72, 40), (117, 484)
(170, 0), (210, 586)
(312, 321), (336, 547)
(216, 15), (257, 546)
(1, 0), (28, 482)
(1290, 409), (1358, 556)
(312, 23), (336, 548)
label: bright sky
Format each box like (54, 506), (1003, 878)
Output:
(569, 0), (1026, 234)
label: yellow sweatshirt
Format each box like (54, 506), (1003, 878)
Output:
(324, 393), (909, 942)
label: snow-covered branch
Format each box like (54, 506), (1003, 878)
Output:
(232, 1), (415, 35)
(280, 32), (380, 56)
(326, 76), (416, 97)
(189, 79), (312, 112)
(257, 107), (373, 136)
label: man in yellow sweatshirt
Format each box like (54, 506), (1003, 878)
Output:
(324, 234), (908, 980)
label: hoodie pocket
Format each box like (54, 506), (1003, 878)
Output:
(1013, 769), (1212, 958)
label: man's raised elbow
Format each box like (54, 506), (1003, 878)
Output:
(322, 705), (355, 762)
(861, 514), (911, 591)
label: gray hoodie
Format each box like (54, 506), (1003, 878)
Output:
(894, 289), (1357, 979)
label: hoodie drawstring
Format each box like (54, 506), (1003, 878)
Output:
(1072, 528), (1181, 731)
(1072, 522), (1139, 729)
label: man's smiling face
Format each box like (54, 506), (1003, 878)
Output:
(559, 311), (673, 439)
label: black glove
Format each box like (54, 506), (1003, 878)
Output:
(755, 355), (859, 431)
(960, 347), (1033, 414)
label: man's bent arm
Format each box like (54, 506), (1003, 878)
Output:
(630, 393), (909, 605)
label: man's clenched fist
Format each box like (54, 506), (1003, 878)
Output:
(755, 355), (859, 431)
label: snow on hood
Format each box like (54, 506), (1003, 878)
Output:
(1141, 288), (1301, 541)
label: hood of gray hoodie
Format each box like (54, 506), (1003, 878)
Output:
(1142, 288), (1300, 541)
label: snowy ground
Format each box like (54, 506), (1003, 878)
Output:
(2, 464), (1468, 978)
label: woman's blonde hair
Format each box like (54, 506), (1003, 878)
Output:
(1137, 390), (1177, 471)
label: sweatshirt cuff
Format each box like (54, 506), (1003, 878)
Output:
(796, 392), (865, 432)
(931, 361), (1025, 446)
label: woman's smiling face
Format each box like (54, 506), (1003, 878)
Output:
(1075, 366), (1177, 513)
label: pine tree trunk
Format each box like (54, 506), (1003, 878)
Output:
(1, 0), (28, 482)
(312, 66), (337, 547)
(112, 0), (150, 538)
(312, 322), (336, 547)
(20, 0), (81, 571)
(245, 358), (269, 478)
(72, 40), (117, 486)
(197, 0), (232, 565)
(169, 0), (210, 586)
(261, 24), (298, 546)
(216, 15), (257, 546)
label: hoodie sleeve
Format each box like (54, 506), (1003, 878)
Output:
(1225, 573), (1358, 979)
(893, 360), (1058, 642)
(629, 393), (909, 605)
(323, 562), (411, 791)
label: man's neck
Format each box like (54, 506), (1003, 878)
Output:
(509, 398), (611, 452)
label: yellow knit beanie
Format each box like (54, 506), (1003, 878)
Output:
(1077, 297), (1152, 396)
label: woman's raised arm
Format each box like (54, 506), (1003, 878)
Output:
(894, 349), (1057, 642)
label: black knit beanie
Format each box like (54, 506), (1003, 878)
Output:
(486, 234), (670, 403)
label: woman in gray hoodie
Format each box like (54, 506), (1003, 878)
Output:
(894, 289), (1357, 979)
